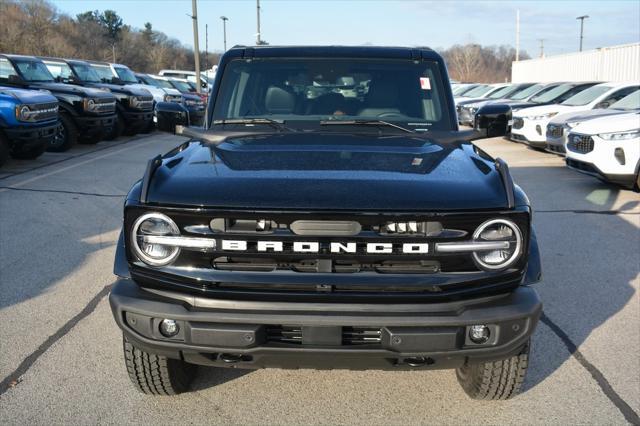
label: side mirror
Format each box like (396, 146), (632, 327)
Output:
(155, 101), (189, 133)
(595, 101), (610, 109)
(7, 74), (25, 85)
(111, 77), (123, 85)
(473, 103), (512, 139)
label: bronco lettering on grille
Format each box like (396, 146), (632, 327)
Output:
(220, 240), (429, 254)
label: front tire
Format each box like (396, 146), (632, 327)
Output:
(123, 336), (196, 395)
(455, 340), (530, 400)
(0, 133), (10, 166)
(48, 113), (78, 152)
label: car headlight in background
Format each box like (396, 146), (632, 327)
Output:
(184, 99), (203, 107)
(598, 129), (640, 140)
(526, 112), (558, 120)
(471, 219), (523, 271)
(15, 105), (34, 121)
(129, 96), (148, 109)
(131, 212), (216, 267)
(163, 94), (182, 103)
(82, 98), (102, 112)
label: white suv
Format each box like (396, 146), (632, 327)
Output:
(510, 82), (639, 148)
(565, 112), (640, 189)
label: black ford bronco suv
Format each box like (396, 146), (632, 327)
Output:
(109, 46), (542, 400)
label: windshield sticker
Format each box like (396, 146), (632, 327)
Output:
(420, 77), (431, 90)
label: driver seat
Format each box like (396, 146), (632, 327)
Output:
(358, 80), (401, 117)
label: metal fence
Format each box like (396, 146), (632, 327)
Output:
(512, 42), (640, 83)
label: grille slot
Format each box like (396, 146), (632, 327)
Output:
(512, 117), (524, 129)
(567, 134), (594, 154)
(265, 326), (382, 346)
(94, 98), (116, 114)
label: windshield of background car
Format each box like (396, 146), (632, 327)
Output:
(43, 61), (75, 81)
(610, 89), (640, 110)
(12, 59), (54, 82)
(509, 84), (544, 100)
(213, 58), (453, 131)
(145, 76), (173, 89)
(114, 66), (138, 83)
(170, 79), (192, 92)
(487, 85), (514, 99)
(462, 85), (490, 97)
(561, 85), (611, 106)
(69, 63), (102, 83)
(529, 83), (573, 103)
(91, 64), (115, 82)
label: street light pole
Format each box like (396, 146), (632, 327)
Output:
(220, 16), (228, 51)
(576, 15), (589, 52)
(256, 0), (261, 45)
(191, 0), (201, 94)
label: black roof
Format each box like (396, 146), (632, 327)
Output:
(224, 45), (441, 61)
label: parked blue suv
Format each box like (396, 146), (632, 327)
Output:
(0, 86), (59, 166)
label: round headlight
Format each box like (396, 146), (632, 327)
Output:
(87, 99), (95, 107)
(131, 212), (180, 266)
(472, 219), (523, 271)
(18, 105), (31, 120)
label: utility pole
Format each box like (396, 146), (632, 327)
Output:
(515, 9), (520, 62)
(256, 0), (261, 45)
(220, 16), (228, 51)
(190, 0), (201, 94)
(538, 39), (545, 58)
(205, 24), (209, 74)
(576, 15), (589, 52)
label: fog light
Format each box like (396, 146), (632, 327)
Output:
(159, 319), (180, 337)
(469, 325), (490, 344)
(614, 148), (626, 165)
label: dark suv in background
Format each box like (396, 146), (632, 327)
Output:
(40, 57), (155, 142)
(0, 54), (116, 152)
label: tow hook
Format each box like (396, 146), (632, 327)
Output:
(220, 353), (244, 363)
(403, 357), (434, 367)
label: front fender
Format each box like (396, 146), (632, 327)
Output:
(523, 227), (542, 285)
(113, 229), (131, 279)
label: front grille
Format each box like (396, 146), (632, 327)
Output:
(512, 117), (524, 129)
(547, 124), (563, 138)
(94, 98), (116, 114)
(29, 102), (58, 121)
(567, 134), (594, 154)
(136, 96), (154, 111)
(266, 326), (382, 346)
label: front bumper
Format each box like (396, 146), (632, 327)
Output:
(4, 121), (59, 151)
(122, 109), (154, 129)
(565, 135), (639, 188)
(545, 134), (567, 155)
(510, 118), (549, 146)
(109, 279), (542, 370)
(75, 113), (116, 138)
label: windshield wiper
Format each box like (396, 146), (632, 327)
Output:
(213, 118), (296, 132)
(319, 119), (415, 133)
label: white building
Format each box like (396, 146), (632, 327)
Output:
(512, 42), (640, 83)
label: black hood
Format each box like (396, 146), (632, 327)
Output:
(85, 82), (150, 97)
(145, 132), (509, 211)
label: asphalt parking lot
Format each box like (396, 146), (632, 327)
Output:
(0, 133), (638, 425)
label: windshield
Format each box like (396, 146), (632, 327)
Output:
(170, 79), (193, 92)
(529, 83), (573, 103)
(91, 64), (115, 82)
(562, 85), (611, 106)
(69, 63), (102, 83)
(142, 75), (173, 89)
(213, 58), (453, 131)
(610, 89), (640, 110)
(487, 85), (514, 99)
(461, 85), (490, 97)
(13, 59), (54, 82)
(510, 84), (544, 100)
(114, 66), (138, 83)
(43, 61), (75, 81)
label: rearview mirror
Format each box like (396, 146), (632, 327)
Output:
(594, 101), (610, 109)
(473, 104), (512, 139)
(7, 74), (25, 85)
(155, 102), (190, 133)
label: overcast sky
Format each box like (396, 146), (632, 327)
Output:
(51, 0), (640, 57)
